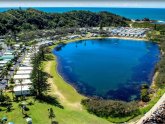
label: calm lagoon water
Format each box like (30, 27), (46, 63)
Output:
(53, 39), (160, 101)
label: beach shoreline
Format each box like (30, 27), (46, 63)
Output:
(108, 36), (149, 41)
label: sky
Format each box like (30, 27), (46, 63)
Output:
(0, 0), (165, 8)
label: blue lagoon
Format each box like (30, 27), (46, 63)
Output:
(53, 39), (160, 101)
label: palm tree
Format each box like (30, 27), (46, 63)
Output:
(39, 46), (45, 60)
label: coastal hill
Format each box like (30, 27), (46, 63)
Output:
(0, 8), (130, 35)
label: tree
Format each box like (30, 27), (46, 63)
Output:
(0, 92), (11, 105)
(99, 21), (103, 30)
(39, 46), (45, 60)
(10, 78), (15, 84)
(1, 67), (8, 81)
(31, 51), (49, 99)
(154, 24), (157, 30)
(0, 9), (129, 35)
(18, 79), (23, 100)
(4, 38), (15, 49)
(140, 83), (150, 102)
(6, 104), (12, 112)
(0, 44), (3, 51)
(6, 62), (12, 71)
(48, 108), (55, 124)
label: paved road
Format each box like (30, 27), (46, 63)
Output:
(136, 93), (165, 124)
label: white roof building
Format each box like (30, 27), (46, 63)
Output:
(19, 67), (33, 71)
(0, 61), (8, 64)
(16, 70), (32, 75)
(24, 58), (31, 60)
(22, 60), (31, 63)
(13, 74), (30, 80)
(13, 85), (31, 96)
(15, 79), (32, 85)
(21, 63), (32, 67)
(4, 52), (13, 55)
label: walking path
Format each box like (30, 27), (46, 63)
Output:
(136, 93), (165, 124)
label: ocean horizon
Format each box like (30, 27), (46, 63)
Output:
(0, 7), (165, 23)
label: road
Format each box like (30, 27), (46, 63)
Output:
(136, 93), (165, 124)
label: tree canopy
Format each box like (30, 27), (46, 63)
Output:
(0, 8), (130, 35)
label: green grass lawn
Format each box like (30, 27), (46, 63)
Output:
(0, 97), (111, 124)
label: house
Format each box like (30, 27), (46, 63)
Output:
(22, 60), (31, 64)
(68, 35), (80, 39)
(15, 79), (32, 85)
(4, 52), (13, 56)
(16, 70), (32, 75)
(24, 58), (31, 61)
(2, 55), (14, 60)
(19, 67), (33, 71)
(14, 44), (20, 49)
(13, 85), (31, 96)
(0, 60), (8, 64)
(13, 74), (30, 80)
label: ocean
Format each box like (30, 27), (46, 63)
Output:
(0, 7), (165, 23)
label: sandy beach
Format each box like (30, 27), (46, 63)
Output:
(108, 36), (149, 41)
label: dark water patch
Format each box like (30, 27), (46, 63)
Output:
(106, 82), (140, 101)
(56, 55), (97, 97)
(130, 42), (160, 83)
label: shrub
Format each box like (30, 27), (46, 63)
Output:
(81, 98), (140, 118)
(28, 101), (34, 106)
(140, 84), (150, 102)
(10, 78), (15, 84)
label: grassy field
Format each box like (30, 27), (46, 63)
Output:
(0, 96), (111, 124)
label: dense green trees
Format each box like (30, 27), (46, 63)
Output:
(31, 47), (49, 98)
(0, 90), (11, 106)
(0, 8), (129, 35)
(140, 84), (150, 102)
(81, 98), (139, 118)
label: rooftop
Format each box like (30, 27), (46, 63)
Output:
(14, 85), (31, 91)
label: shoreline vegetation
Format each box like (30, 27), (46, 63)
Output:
(45, 36), (162, 123)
